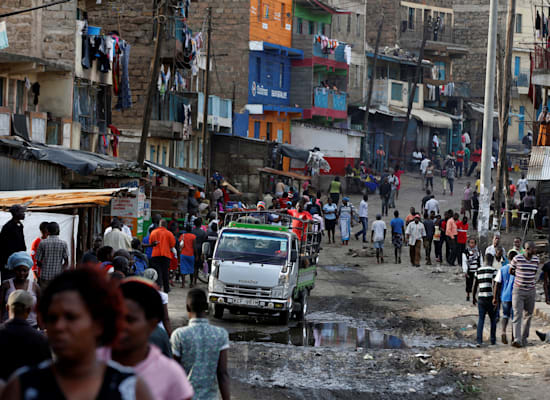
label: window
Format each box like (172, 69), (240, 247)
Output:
(308, 21), (315, 34)
(356, 14), (361, 37)
(16, 80), (24, 114)
(347, 14), (351, 33)
(266, 122), (272, 141)
(281, 3), (285, 27)
(320, 23), (325, 35)
(514, 56), (521, 77)
(434, 61), (446, 80)
(254, 121), (260, 139)
(391, 82), (403, 101)
(355, 65), (360, 87)
(516, 13), (522, 33)
(162, 147), (167, 166)
(0, 78), (4, 107)
(277, 129), (283, 143)
(264, 4), (269, 19)
(297, 17), (303, 34)
(279, 62), (284, 88)
(257, 0), (261, 21)
(256, 57), (261, 83)
(408, 7), (415, 30)
(150, 146), (155, 163)
(335, 15), (339, 32)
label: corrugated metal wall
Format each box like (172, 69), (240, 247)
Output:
(0, 156), (63, 191)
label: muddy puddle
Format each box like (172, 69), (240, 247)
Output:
(229, 321), (407, 349)
(320, 265), (353, 272)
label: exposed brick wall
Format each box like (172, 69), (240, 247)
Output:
(453, 0), (508, 100)
(187, 0), (251, 111)
(0, 0), (77, 67)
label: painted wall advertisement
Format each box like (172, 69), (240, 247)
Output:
(110, 188), (146, 236)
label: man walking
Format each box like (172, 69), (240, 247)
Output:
(192, 218), (208, 287)
(445, 211), (458, 266)
(473, 254), (498, 346)
(390, 210), (405, 264)
(371, 214), (387, 264)
(354, 194), (368, 243)
(462, 238), (481, 302)
(150, 219), (177, 293)
(425, 195), (440, 216)
(36, 222), (69, 288)
(379, 177), (391, 217)
(171, 288), (230, 400)
(423, 212), (435, 265)
(388, 171), (398, 209)
(494, 249), (517, 344)
(0, 205), (26, 279)
(517, 174), (529, 201)
(510, 241), (539, 348)
(405, 214), (426, 267)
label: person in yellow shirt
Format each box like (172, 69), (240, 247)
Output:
(475, 178), (480, 194)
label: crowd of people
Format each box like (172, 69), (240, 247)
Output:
(0, 203), (231, 399)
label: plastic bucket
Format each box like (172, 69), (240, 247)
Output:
(87, 26), (101, 35)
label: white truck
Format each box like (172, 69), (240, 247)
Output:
(208, 211), (320, 324)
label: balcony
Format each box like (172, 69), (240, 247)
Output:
(197, 93), (232, 132)
(371, 79), (424, 109)
(151, 92), (198, 139)
(291, 34), (348, 70)
(398, 23), (467, 56)
(532, 45), (550, 86)
(302, 87), (347, 120)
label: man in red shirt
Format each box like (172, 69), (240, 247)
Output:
(456, 216), (469, 257)
(287, 199), (313, 241)
(456, 149), (465, 177)
(509, 179), (517, 199)
(467, 147), (482, 177)
(30, 222), (49, 278)
(150, 219), (176, 293)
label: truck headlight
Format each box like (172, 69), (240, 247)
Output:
(278, 272), (289, 286)
(210, 278), (224, 293)
(271, 287), (283, 298)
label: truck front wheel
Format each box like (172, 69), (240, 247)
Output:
(278, 310), (290, 325)
(295, 290), (309, 321)
(213, 304), (224, 319)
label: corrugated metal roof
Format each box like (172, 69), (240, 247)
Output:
(527, 146), (550, 181)
(0, 156), (62, 191)
(145, 161), (206, 189)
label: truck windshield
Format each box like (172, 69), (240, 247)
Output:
(215, 232), (289, 265)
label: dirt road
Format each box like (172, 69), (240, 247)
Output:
(168, 172), (550, 399)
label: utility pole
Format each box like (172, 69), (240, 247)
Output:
(362, 17), (383, 162)
(495, 0), (516, 232)
(399, 21), (428, 160)
(138, 0), (169, 166)
(201, 7), (212, 181)
(478, 0), (499, 248)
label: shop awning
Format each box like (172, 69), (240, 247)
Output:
(395, 108), (453, 129)
(527, 146), (550, 181)
(0, 188), (135, 209)
(145, 161), (206, 189)
(258, 167), (311, 181)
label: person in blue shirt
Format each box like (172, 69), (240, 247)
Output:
(390, 210), (405, 264)
(494, 249), (516, 345)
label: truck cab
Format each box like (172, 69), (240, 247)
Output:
(208, 212), (319, 324)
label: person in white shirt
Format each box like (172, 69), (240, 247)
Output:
(412, 149), (423, 172)
(462, 132), (471, 148)
(371, 214), (387, 264)
(425, 196), (440, 215)
(433, 134), (440, 149)
(517, 174), (529, 200)
(388, 173), (398, 208)
(485, 234), (503, 256)
(420, 158), (430, 188)
(104, 217), (133, 238)
(104, 219), (132, 251)
(405, 214), (426, 267)
(354, 194), (369, 243)
(491, 155), (496, 169)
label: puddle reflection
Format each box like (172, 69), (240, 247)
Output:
(229, 322), (407, 349)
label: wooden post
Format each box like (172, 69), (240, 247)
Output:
(362, 17), (383, 162)
(201, 7), (212, 184)
(399, 21), (428, 160)
(138, 0), (169, 166)
(495, 0), (516, 232)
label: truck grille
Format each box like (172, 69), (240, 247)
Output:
(224, 284), (271, 298)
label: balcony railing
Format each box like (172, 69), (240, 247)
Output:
(312, 38), (346, 64)
(152, 92), (188, 123)
(400, 25), (453, 43)
(513, 71), (529, 88)
(313, 88), (347, 111)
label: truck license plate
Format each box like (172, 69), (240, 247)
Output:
(239, 298), (258, 306)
